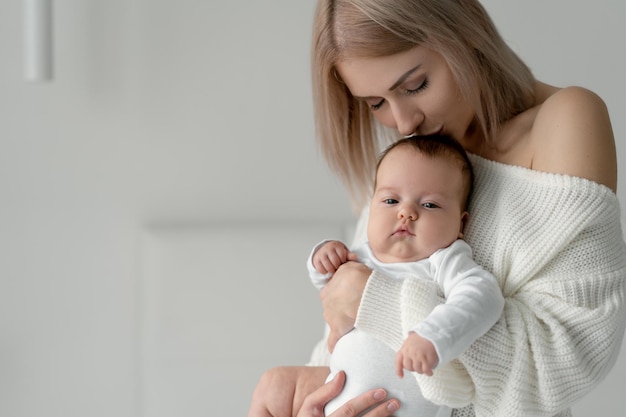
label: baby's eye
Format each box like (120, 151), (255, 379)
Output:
(422, 202), (439, 209)
(384, 198), (398, 205)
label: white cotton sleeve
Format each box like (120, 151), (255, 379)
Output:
(412, 240), (504, 367)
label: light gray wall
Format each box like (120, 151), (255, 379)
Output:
(0, 1), (624, 416)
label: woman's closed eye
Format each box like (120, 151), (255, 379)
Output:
(368, 78), (429, 111)
(370, 98), (385, 111)
(403, 77), (429, 96)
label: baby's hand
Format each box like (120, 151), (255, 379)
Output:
(395, 332), (439, 377)
(312, 240), (357, 274)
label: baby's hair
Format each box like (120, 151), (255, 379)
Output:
(376, 135), (475, 209)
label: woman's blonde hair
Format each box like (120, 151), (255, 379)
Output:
(311, 0), (536, 206)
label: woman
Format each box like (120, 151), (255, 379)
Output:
(250, 0), (626, 416)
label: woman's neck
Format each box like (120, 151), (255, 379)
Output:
(466, 81), (561, 165)
(533, 81), (560, 106)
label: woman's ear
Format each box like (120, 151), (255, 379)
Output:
(458, 211), (469, 239)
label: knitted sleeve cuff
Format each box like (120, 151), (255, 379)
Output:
(354, 269), (405, 351)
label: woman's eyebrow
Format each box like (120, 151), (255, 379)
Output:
(389, 64), (421, 91)
(351, 64), (422, 100)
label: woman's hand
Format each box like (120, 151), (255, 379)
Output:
(297, 371), (400, 417)
(320, 261), (372, 351)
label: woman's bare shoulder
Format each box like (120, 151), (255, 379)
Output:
(530, 86), (617, 191)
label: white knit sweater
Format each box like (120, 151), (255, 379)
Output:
(309, 155), (626, 417)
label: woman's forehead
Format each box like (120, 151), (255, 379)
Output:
(336, 46), (441, 95)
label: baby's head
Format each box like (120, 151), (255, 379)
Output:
(367, 134), (474, 263)
(376, 135), (474, 209)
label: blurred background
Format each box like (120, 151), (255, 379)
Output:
(0, 1), (624, 416)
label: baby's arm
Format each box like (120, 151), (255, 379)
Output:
(395, 331), (438, 377)
(312, 240), (357, 275)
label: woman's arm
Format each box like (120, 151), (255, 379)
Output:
(319, 261), (371, 352)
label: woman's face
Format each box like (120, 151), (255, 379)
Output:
(336, 46), (476, 144)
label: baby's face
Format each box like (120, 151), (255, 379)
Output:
(367, 146), (467, 263)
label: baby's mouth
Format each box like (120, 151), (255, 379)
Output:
(393, 226), (415, 237)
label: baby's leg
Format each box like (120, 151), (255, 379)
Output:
(247, 366), (329, 417)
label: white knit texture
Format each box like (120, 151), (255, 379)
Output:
(354, 155), (626, 417)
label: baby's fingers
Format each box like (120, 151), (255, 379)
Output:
(394, 352), (405, 378)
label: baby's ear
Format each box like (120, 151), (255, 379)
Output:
(458, 211), (469, 239)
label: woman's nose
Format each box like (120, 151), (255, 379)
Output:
(392, 103), (424, 137)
